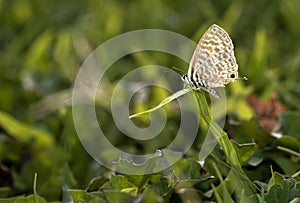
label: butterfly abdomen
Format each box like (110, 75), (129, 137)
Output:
(181, 74), (206, 89)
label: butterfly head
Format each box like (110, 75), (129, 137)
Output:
(228, 72), (239, 83)
(226, 69), (247, 83)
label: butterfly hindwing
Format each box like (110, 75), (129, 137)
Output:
(194, 51), (238, 88)
(182, 24), (240, 98)
(203, 87), (221, 98)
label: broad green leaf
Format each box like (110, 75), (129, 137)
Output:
(265, 172), (295, 203)
(171, 158), (214, 189)
(172, 159), (202, 180)
(265, 151), (300, 175)
(280, 112), (300, 140)
(111, 150), (164, 175)
(175, 188), (203, 202)
(247, 155), (264, 167)
(225, 117), (275, 147)
(146, 175), (171, 196)
(104, 191), (137, 203)
(101, 175), (136, 190)
(141, 187), (162, 203)
(175, 178), (214, 190)
(68, 190), (104, 202)
(232, 142), (258, 166)
(125, 174), (150, 190)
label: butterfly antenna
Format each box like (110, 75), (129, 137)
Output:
(170, 66), (185, 74)
(238, 76), (248, 80)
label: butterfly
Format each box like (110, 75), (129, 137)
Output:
(182, 24), (246, 98)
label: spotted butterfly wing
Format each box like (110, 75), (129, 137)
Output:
(182, 24), (239, 98)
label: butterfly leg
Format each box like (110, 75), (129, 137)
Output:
(202, 87), (220, 98)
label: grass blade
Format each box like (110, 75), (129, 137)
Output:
(129, 88), (191, 118)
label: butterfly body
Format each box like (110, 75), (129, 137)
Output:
(182, 24), (242, 98)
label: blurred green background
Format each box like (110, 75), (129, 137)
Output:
(1, 0), (300, 201)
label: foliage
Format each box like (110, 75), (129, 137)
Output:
(1, 0), (300, 202)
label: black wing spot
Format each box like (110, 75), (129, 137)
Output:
(230, 74), (235, 78)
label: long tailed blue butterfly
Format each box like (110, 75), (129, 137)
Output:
(182, 24), (246, 98)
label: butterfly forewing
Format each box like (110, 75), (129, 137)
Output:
(190, 25), (234, 71)
(183, 24), (240, 98)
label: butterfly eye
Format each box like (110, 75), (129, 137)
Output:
(230, 74), (235, 79)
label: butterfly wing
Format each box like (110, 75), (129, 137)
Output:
(187, 24), (238, 89)
(193, 50), (239, 98)
(203, 87), (221, 98)
(194, 51), (239, 88)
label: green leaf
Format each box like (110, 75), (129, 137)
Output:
(125, 174), (150, 190)
(33, 173), (38, 203)
(61, 164), (78, 202)
(277, 146), (300, 157)
(290, 198), (300, 203)
(232, 142), (258, 166)
(247, 155), (264, 167)
(175, 188), (203, 202)
(146, 175), (171, 196)
(212, 184), (223, 203)
(0, 195), (47, 203)
(170, 159), (214, 190)
(194, 91), (256, 196)
(265, 151), (300, 175)
(275, 136), (300, 152)
(120, 187), (138, 195)
(265, 172), (295, 203)
(86, 176), (109, 192)
(296, 182), (300, 196)
(0, 111), (54, 147)
(101, 175), (136, 191)
(141, 187), (163, 203)
(240, 189), (259, 203)
(172, 159), (202, 180)
(212, 165), (237, 202)
(68, 190), (104, 202)
(104, 191), (137, 203)
(193, 89), (210, 117)
(280, 112), (300, 140)
(0, 187), (13, 197)
(226, 117), (275, 148)
(129, 88), (191, 118)
(227, 81), (254, 120)
(111, 150), (164, 175)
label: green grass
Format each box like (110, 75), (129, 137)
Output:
(1, 0), (300, 202)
